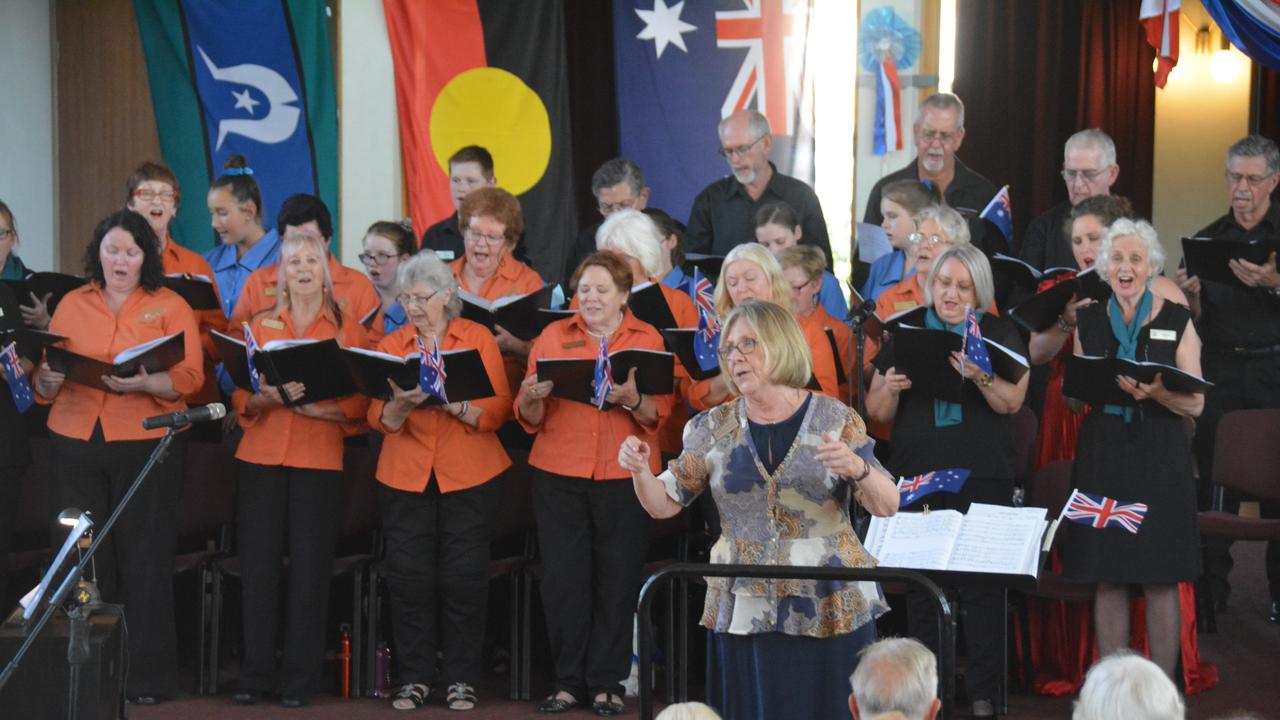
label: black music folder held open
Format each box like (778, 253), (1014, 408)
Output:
(891, 325), (1030, 403)
(0, 328), (65, 363)
(536, 349), (674, 407)
(0, 272), (88, 315)
(991, 253), (1077, 291)
(46, 332), (186, 392)
(1181, 236), (1274, 288)
(662, 328), (719, 380)
(458, 284), (561, 341)
(683, 253), (724, 282)
(1008, 268), (1111, 333)
(210, 331), (354, 406)
(1062, 354), (1212, 406)
(342, 346), (495, 406)
(627, 281), (679, 330)
(162, 273), (220, 311)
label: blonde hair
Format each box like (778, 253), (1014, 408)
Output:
(271, 232), (340, 323)
(712, 243), (793, 318)
(719, 300), (813, 393)
(777, 244), (827, 283)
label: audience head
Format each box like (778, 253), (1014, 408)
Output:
(361, 220), (416, 294)
(719, 300), (813, 397)
(914, 93), (965, 176)
(459, 187), (524, 279)
(395, 250), (463, 328)
(596, 208), (665, 281)
(124, 161), (181, 244)
(277, 194), (334, 242)
(1224, 134), (1280, 221)
(910, 204), (970, 277)
(1097, 218), (1164, 301)
(0, 199), (17, 267)
(923, 243), (994, 325)
(592, 158), (650, 218)
(778, 245), (827, 317)
(1062, 129), (1119, 206)
(654, 702), (722, 720)
(718, 110), (773, 186)
(85, 210), (165, 293)
(571, 251), (633, 333)
(1072, 652), (1185, 720)
(848, 638), (940, 720)
(448, 145), (497, 212)
(1066, 194), (1133, 270)
(880, 180), (941, 249)
(753, 201), (804, 256)
(714, 242), (792, 317)
(642, 207), (686, 273)
(208, 154), (265, 245)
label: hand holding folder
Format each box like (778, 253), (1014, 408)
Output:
(1063, 354), (1212, 406)
(45, 332), (186, 392)
(458, 285), (564, 341)
(343, 346), (495, 405)
(536, 349), (674, 407)
(1, 272), (88, 316)
(1008, 268), (1111, 333)
(1182, 236), (1274, 288)
(211, 331), (354, 406)
(890, 325), (1029, 402)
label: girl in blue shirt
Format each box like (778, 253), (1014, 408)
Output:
(203, 155), (280, 319)
(860, 179), (939, 302)
(754, 201), (848, 318)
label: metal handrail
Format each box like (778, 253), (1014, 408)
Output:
(636, 563), (957, 720)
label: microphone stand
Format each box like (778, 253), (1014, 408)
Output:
(0, 426), (180, 718)
(845, 293), (876, 536)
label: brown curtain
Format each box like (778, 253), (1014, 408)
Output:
(564, 0), (621, 231)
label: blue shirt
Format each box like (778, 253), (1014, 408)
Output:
(662, 265), (689, 292)
(860, 248), (914, 302)
(817, 271), (848, 319)
(382, 302), (409, 335)
(203, 229), (282, 319)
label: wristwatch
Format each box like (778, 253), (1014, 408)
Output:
(977, 373), (995, 388)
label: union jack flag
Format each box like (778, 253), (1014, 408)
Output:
(897, 468), (970, 506)
(1063, 490), (1149, 534)
(417, 335), (448, 404)
(714, 0), (809, 135)
(689, 268), (721, 372)
(592, 334), (613, 410)
(241, 322), (262, 394)
(0, 341), (34, 412)
(961, 307), (993, 377)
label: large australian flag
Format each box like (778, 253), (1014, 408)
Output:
(614, 0), (816, 223)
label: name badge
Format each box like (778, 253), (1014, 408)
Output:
(265, 286), (278, 296)
(893, 301), (917, 312)
(262, 318), (285, 330)
(1149, 329), (1177, 341)
(435, 250), (455, 261)
(561, 340), (585, 350)
(141, 308), (166, 322)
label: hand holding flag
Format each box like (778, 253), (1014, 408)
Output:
(0, 341), (34, 412)
(897, 468), (970, 506)
(417, 335), (449, 404)
(592, 335), (613, 410)
(1063, 490), (1148, 534)
(961, 307), (993, 378)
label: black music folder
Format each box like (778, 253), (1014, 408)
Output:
(0, 272), (87, 315)
(991, 253), (1077, 291)
(1181, 236), (1273, 288)
(627, 281), (678, 330)
(342, 346), (495, 405)
(210, 331), (354, 406)
(0, 328), (65, 363)
(161, 273), (220, 311)
(891, 325), (1030, 403)
(1008, 268), (1111, 333)
(1062, 354), (1212, 406)
(683, 253), (724, 281)
(536, 349), (674, 407)
(46, 332), (186, 392)
(458, 284), (559, 341)
(662, 328), (719, 381)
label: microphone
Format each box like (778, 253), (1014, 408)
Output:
(142, 402), (227, 430)
(847, 300), (877, 323)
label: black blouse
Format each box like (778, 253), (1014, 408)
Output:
(1076, 298), (1192, 420)
(747, 393), (813, 476)
(0, 282), (30, 467)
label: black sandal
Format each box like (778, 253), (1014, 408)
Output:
(391, 683), (430, 711)
(538, 692), (578, 713)
(592, 693), (624, 716)
(447, 682), (477, 711)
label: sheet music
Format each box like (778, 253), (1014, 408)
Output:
(948, 503), (1047, 575)
(869, 510), (964, 571)
(112, 332), (180, 364)
(856, 224), (892, 264)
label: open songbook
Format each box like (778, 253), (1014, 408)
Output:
(45, 332), (186, 392)
(863, 502), (1051, 578)
(458, 285), (566, 341)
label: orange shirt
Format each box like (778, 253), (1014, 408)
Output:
(231, 309), (370, 471)
(875, 274), (925, 322)
(229, 255), (380, 341)
(163, 239), (224, 404)
(803, 305), (856, 396)
(38, 284), (203, 442)
(368, 319), (512, 493)
(517, 311), (673, 480)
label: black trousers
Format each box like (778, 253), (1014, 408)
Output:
(378, 476), (502, 686)
(1193, 349), (1280, 603)
(236, 462), (342, 699)
(532, 471), (652, 699)
(0, 462), (25, 609)
(49, 427), (186, 697)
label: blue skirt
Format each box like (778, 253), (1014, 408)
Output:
(706, 622), (877, 720)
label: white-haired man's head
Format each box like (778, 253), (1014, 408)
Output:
(849, 638), (941, 720)
(1072, 652), (1185, 720)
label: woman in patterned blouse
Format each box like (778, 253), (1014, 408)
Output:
(619, 300), (898, 720)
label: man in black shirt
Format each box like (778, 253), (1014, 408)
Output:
(686, 110), (832, 265)
(562, 158), (650, 286)
(1020, 129), (1120, 271)
(1177, 134), (1280, 619)
(862, 93), (1005, 257)
(420, 145), (497, 262)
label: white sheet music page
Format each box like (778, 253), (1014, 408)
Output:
(870, 510), (965, 571)
(947, 503), (1048, 576)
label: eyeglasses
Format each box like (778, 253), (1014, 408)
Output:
(788, 282), (812, 294)
(717, 337), (759, 359)
(1061, 167), (1112, 183)
(0, 229), (13, 240)
(908, 232), (947, 246)
(1226, 170), (1278, 188)
(358, 251), (399, 266)
(131, 189), (178, 204)
(717, 135), (766, 159)
(396, 290), (439, 308)
(465, 227), (506, 246)
(917, 130), (958, 145)
(598, 198), (638, 214)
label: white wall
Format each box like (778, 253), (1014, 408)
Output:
(0, 0), (57, 272)
(337, 0), (403, 268)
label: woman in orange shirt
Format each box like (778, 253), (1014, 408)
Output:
(33, 210), (203, 704)
(515, 252), (674, 716)
(366, 252), (513, 711)
(228, 232), (370, 709)
(779, 245), (856, 402)
(873, 204), (973, 323)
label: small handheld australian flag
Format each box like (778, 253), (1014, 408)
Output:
(689, 267), (721, 373)
(961, 307), (993, 377)
(417, 335), (448, 404)
(592, 335), (613, 410)
(979, 185), (1013, 243)
(0, 341), (34, 412)
(242, 322), (262, 394)
(897, 468), (970, 506)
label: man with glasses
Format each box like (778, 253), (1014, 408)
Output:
(1177, 134), (1280, 621)
(562, 158), (650, 286)
(421, 145), (499, 262)
(863, 93), (1004, 256)
(686, 110), (833, 264)
(1020, 129), (1120, 272)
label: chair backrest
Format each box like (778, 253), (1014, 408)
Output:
(1025, 460), (1074, 517)
(1213, 409), (1280, 502)
(176, 440), (238, 540)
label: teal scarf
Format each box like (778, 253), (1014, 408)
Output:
(1104, 288), (1152, 423)
(0, 254), (27, 281)
(924, 307), (985, 427)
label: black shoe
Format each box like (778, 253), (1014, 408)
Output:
(280, 696), (308, 709)
(539, 693), (578, 713)
(592, 694), (624, 716)
(232, 689), (263, 706)
(1269, 601), (1280, 624)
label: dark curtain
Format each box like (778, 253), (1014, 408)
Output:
(1256, 66), (1280, 205)
(564, 0), (620, 232)
(1076, 0), (1157, 219)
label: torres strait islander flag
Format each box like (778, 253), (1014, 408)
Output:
(614, 0), (818, 223)
(382, 0), (578, 283)
(133, 0), (338, 253)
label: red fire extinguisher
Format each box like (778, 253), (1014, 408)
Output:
(338, 624), (352, 698)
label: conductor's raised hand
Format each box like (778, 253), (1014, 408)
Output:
(618, 435), (652, 474)
(815, 431), (867, 479)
